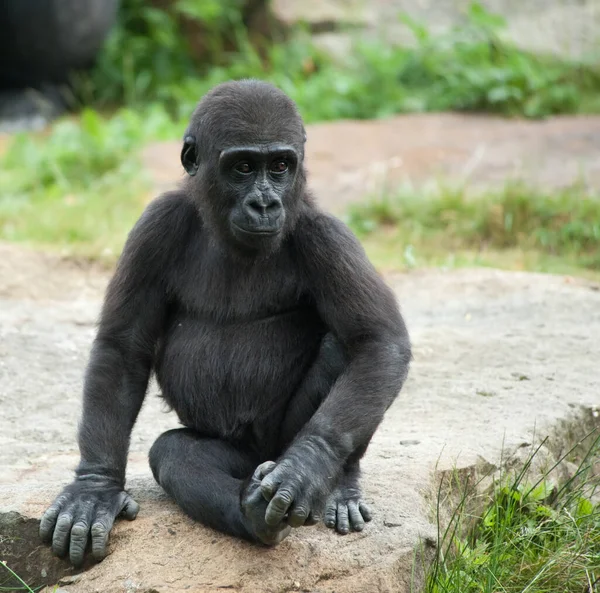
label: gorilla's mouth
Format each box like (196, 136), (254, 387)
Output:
(232, 223), (282, 237)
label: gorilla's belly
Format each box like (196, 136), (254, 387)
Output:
(155, 308), (325, 439)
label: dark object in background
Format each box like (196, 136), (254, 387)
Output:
(150, 0), (282, 65)
(0, 0), (119, 131)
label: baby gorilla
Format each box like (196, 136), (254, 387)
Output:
(39, 79), (412, 565)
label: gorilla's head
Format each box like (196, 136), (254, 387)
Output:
(181, 80), (308, 252)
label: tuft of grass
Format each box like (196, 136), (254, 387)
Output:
(0, 561), (35, 592)
(0, 107), (180, 260)
(0, 106), (178, 191)
(346, 182), (600, 278)
(425, 432), (600, 593)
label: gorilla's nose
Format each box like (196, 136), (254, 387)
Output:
(243, 194), (282, 220)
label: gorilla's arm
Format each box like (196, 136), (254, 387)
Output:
(260, 213), (411, 527)
(40, 193), (192, 566)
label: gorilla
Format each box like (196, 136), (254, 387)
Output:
(39, 79), (412, 567)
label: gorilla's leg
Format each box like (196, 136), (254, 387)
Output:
(149, 428), (290, 545)
(276, 334), (373, 533)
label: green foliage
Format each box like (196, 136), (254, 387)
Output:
(82, 0), (247, 107)
(425, 435), (600, 593)
(1, 106), (177, 194)
(347, 183), (600, 271)
(80, 1), (600, 119)
(0, 105), (180, 259)
(2, 2), (600, 265)
(393, 2), (600, 117)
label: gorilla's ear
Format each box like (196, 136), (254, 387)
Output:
(302, 126), (307, 143)
(181, 135), (199, 176)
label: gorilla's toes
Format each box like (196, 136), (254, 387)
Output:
(324, 488), (372, 535)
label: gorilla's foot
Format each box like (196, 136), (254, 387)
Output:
(241, 461), (291, 546)
(324, 478), (372, 535)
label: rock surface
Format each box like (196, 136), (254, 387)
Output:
(1, 240), (599, 592)
(2, 112), (600, 592)
(142, 113), (600, 215)
(272, 0), (600, 60)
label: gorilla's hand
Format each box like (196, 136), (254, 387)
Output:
(258, 437), (341, 528)
(240, 461), (292, 546)
(39, 476), (139, 567)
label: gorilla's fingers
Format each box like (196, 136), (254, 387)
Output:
(69, 503), (94, 568)
(119, 493), (140, 520)
(304, 511), (320, 526)
(347, 500), (365, 531)
(255, 461), (276, 478)
(91, 513), (114, 561)
(336, 502), (350, 535)
(265, 487), (294, 526)
(359, 502), (373, 522)
(40, 495), (68, 543)
(255, 461), (277, 501)
(40, 494), (71, 544)
(324, 503), (337, 528)
(287, 500), (310, 528)
(52, 509), (75, 558)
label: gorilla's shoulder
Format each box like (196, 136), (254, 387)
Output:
(140, 190), (199, 228)
(131, 191), (200, 241)
(121, 191), (200, 266)
(295, 209), (361, 252)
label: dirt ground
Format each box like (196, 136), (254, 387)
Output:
(143, 113), (600, 215)
(1, 244), (599, 593)
(1, 113), (600, 592)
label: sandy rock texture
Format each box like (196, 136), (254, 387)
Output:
(272, 0), (600, 60)
(142, 114), (600, 215)
(1, 245), (599, 592)
(1, 112), (600, 592)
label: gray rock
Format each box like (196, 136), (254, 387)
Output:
(1, 262), (599, 592)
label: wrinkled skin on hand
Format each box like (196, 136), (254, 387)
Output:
(240, 461), (292, 546)
(251, 438), (341, 532)
(39, 476), (139, 567)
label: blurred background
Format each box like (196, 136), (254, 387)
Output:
(0, 0), (599, 278)
(1, 5), (600, 593)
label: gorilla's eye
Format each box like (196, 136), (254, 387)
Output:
(270, 160), (288, 174)
(235, 162), (253, 174)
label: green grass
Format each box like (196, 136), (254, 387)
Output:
(424, 431), (600, 593)
(0, 561), (35, 592)
(1, 2), (600, 269)
(0, 108), (171, 260)
(346, 182), (600, 279)
(2, 123), (600, 280)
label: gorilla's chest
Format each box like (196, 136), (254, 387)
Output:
(156, 246), (326, 437)
(173, 243), (304, 321)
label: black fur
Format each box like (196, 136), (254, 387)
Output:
(40, 80), (411, 565)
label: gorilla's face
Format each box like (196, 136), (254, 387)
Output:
(218, 144), (299, 246)
(180, 80), (307, 252)
(181, 138), (300, 250)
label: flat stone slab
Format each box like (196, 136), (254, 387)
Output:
(272, 0), (600, 59)
(142, 114), (600, 216)
(1, 246), (599, 591)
